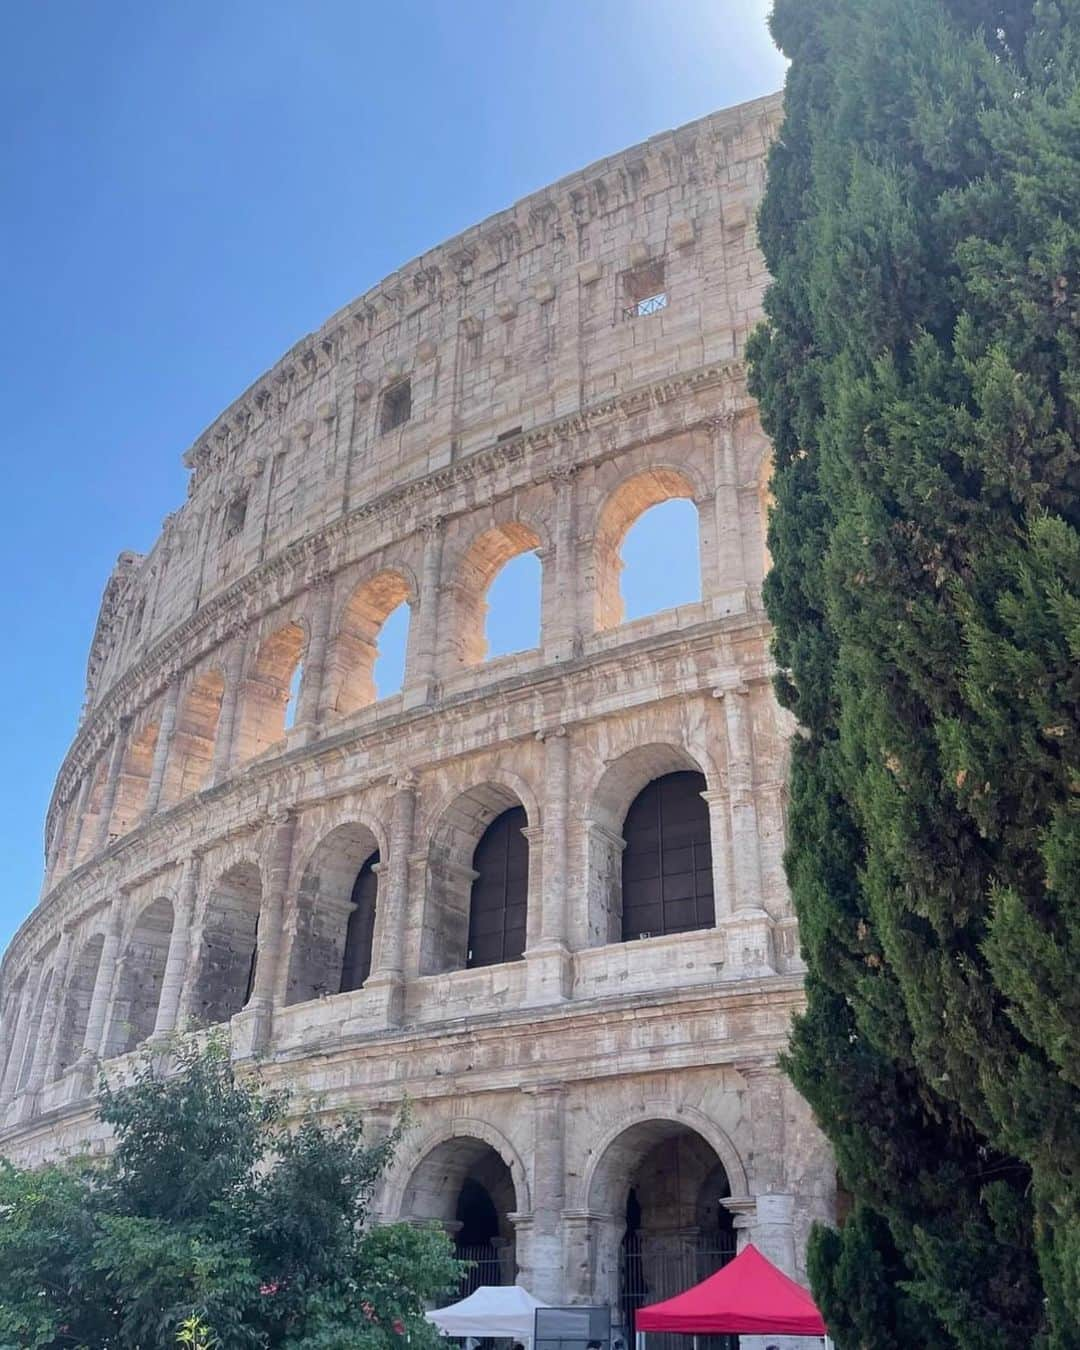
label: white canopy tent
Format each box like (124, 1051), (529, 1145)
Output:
(426, 1285), (548, 1347)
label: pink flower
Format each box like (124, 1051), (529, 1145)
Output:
(393, 1319), (406, 1336)
(260, 1281), (281, 1296)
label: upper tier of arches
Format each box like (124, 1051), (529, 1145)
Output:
(45, 415), (772, 891)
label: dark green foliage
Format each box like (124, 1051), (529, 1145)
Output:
(0, 1039), (461, 1348)
(747, 0), (1080, 1344)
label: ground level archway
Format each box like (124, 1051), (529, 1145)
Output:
(587, 1118), (741, 1346)
(399, 1134), (520, 1295)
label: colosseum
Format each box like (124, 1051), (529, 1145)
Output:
(0, 89), (834, 1333)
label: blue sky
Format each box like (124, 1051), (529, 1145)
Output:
(0, 1), (785, 954)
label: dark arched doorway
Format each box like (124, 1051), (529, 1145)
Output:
(591, 1121), (738, 1348)
(339, 851), (379, 992)
(467, 805), (528, 968)
(401, 1137), (518, 1296)
(621, 771), (714, 942)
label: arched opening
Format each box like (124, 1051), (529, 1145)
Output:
(585, 746), (714, 947)
(400, 1137), (519, 1295)
(191, 863), (262, 1025)
(620, 500), (701, 621)
(621, 772), (714, 942)
(450, 523), (543, 667)
(109, 720), (160, 838)
(234, 623), (305, 763)
(329, 571), (413, 715)
(467, 807), (528, 969)
(162, 669), (225, 806)
(594, 470), (701, 631)
(424, 783), (533, 975)
(104, 898), (174, 1057)
(590, 1121), (737, 1346)
(52, 934), (104, 1076)
(285, 822), (383, 1006)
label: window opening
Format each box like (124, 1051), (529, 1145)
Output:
(283, 662), (303, 730)
(620, 498), (700, 620)
(372, 602), (409, 699)
(623, 260), (667, 319)
(621, 771), (713, 941)
(467, 805), (528, 968)
(380, 379), (412, 433)
(485, 551), (541, 658)
(340, 851), (380, 992)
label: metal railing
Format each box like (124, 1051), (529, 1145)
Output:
(623, 292), (668, 319)
(456, 1242), (509, 1297)
(620, 1235), (738, 1350)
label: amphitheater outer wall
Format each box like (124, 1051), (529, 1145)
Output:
(0, 91), (835, 1332)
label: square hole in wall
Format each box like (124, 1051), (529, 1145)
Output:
(380, 379), (412, 434)
(622, 260), (667, 319)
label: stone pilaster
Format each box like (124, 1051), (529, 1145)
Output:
(0, 958), (42, 1107)
(211, 636), (246, 784)
(522, 1083), (566, 1300)
(95, 718), (130, 852)
(710, 411), (748, 615)
(62, 772), (93, 872)
(546, 468), (580, 662)
(143, 679), (180, 818)
(293, 578), (333, 744)
(526, 727), (572, 1003)
(79, 905), (122, 1065)
(367, 773), (418, 1024)
(715, 680), (775, 976)
(243, 811), (298, 1034)
(25, 929), (74, 1098)
(152, 854), (199, 1037)
(402, 519), (443, 709)
(41, 928), (80, 1085)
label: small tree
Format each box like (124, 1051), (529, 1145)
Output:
(0, 1038), (461, 1349)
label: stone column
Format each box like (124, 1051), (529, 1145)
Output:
(80, 905), (122, 1063)
(293, 578), (333, 744)
(546, 467), (580, 662)
(95, 718), (130, 852)
(143, 679), (180, 818)
(526, 727), (572, 1003)
(403, 519), (443, 709)
(211, 635), (247, 784)
(742, 1063), (797, 1276)
(251, 811), (297, 1012)
(367, 774), (418, 1024)
(42, 928), (83, 1084)
(0, 959), (42, 1106)
(522, 1083), (566, 1301)
(152, 855), (199, 1037)
(700, 787), (736, 922)
(711, 411), (748, 615)
(715, 682), (774, 976)
(63, 772), (93, 872)
(234, 811), (296, 1057)
(25, 929), (74, 1097)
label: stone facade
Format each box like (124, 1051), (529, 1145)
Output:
(0, 91), (834, 1338)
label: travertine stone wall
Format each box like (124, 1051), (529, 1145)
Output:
(0, 91), (834, 1330)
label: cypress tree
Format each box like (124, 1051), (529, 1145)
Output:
(746, 2), (1080, 1345)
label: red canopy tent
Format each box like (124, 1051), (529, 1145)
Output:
(635, 1243), (827, 1339)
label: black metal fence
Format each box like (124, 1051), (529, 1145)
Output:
(620, 1235), (738, 1350)
(456, 1242), (509, 1298)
